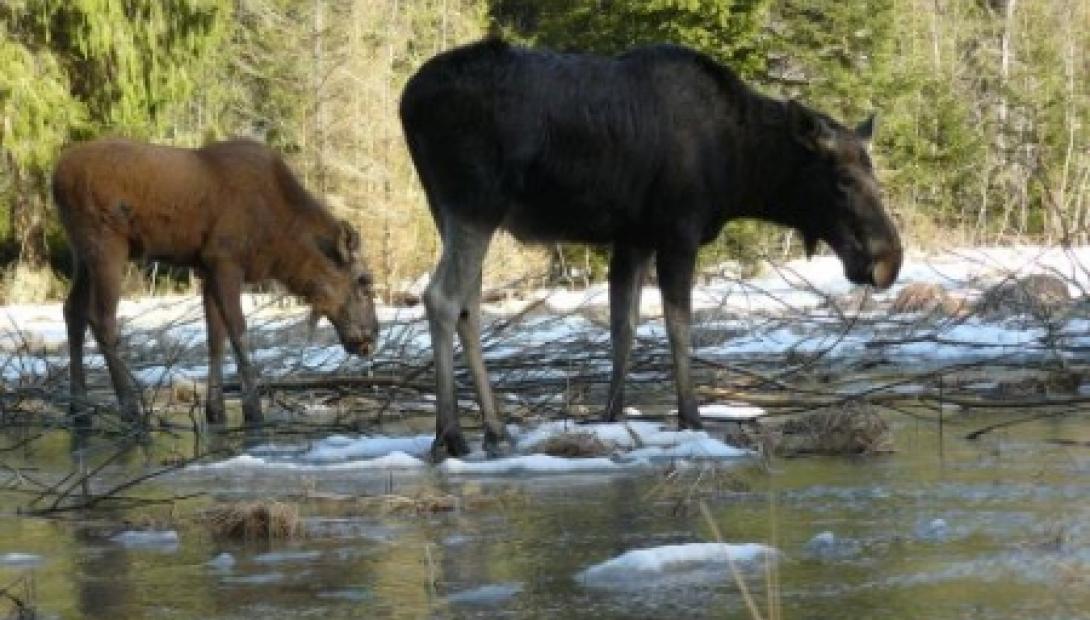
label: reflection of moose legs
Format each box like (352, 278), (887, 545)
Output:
(202, 264), (263, 424)
(424, 217), (507, 458)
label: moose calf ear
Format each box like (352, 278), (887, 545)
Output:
(855, 113), (876, 145)
(788, 100), (836, 153)
(336, 219), (361, 265)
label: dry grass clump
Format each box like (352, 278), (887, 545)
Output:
(758, 404), (892, 456)
(358, 487), (524, 515)
(367, 492), (461, 515)
(891, 282), (967, 316)
(535, 431), (616, 458)
(205, 501), (304, 541)
(1, 263), (66, 304)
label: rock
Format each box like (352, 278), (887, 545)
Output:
(975, 274), (1071, 317)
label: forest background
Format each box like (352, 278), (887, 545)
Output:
(1, 0), (1088, 302)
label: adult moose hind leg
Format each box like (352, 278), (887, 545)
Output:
(424, 217), (494, 460)
(605, 245), (653, 421)
(84, 245), (145, 426)
(656, 245), (702, 430)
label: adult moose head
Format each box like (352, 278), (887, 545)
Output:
(400, 40), (902, 458)
(53, 138), (379, 426)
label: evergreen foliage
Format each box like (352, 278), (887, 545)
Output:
(1, 0), (1089, 287)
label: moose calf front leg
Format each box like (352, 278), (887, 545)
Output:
(208, 267), (262, 424)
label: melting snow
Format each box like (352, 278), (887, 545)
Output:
(109, 530), (180, 551)
(188, 418), (750, 476)
(577, 542), (774, 587)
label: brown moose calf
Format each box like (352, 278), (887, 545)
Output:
(52, 138), (378, 426)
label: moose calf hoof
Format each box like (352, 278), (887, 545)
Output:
(68, 404), (93, 430)
(241, 401), (263, 425)
(483, 430), (514, 459)
(119, 403), (145, 426)
(205, 404), (227, 426)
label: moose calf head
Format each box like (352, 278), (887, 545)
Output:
(313, 219), (379, 355)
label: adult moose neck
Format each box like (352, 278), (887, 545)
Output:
(728, 98), (820, 229)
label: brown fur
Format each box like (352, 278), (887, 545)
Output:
(53, 138), (378, 426)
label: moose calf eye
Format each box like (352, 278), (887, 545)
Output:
(357, 274), (373, 288)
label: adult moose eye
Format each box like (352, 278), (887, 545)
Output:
(836, 175), (854, 193)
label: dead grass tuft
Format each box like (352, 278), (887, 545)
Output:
(535, 431), (616, 458)
(205, 501), (304, 541)
(1, 263), (66, 304)
(891, 282), (967, 316)
(758, 404), (892, 456)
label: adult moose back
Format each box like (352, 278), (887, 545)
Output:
(54, 138), (378, 427)
(401, 39), (902, 458)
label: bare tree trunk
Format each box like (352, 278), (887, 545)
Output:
(312, 0), (327, 195)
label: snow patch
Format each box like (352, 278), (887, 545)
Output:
(577, 542), (774, 587)
(0, 553), (43, 567)
(109, 530), (180, 551)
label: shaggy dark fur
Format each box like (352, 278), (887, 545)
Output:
(53, 138), (378, 426)
(401, 39), (902, 458)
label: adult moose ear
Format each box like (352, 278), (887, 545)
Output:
(335, 219), (361, 265)
(855, 113), (877, 148)
(787, 100), (837, 153)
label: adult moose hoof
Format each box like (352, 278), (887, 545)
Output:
(430, 431), (471, 462)
(678, 412), (704, 431)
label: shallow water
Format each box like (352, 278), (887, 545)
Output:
(2, 413), (1089, 619)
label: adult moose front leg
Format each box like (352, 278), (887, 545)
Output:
(423, 218), (494, 460)
(656, 245), (702, 430)
(455, 266), (510, 456)
(605, 245), (653, 421)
